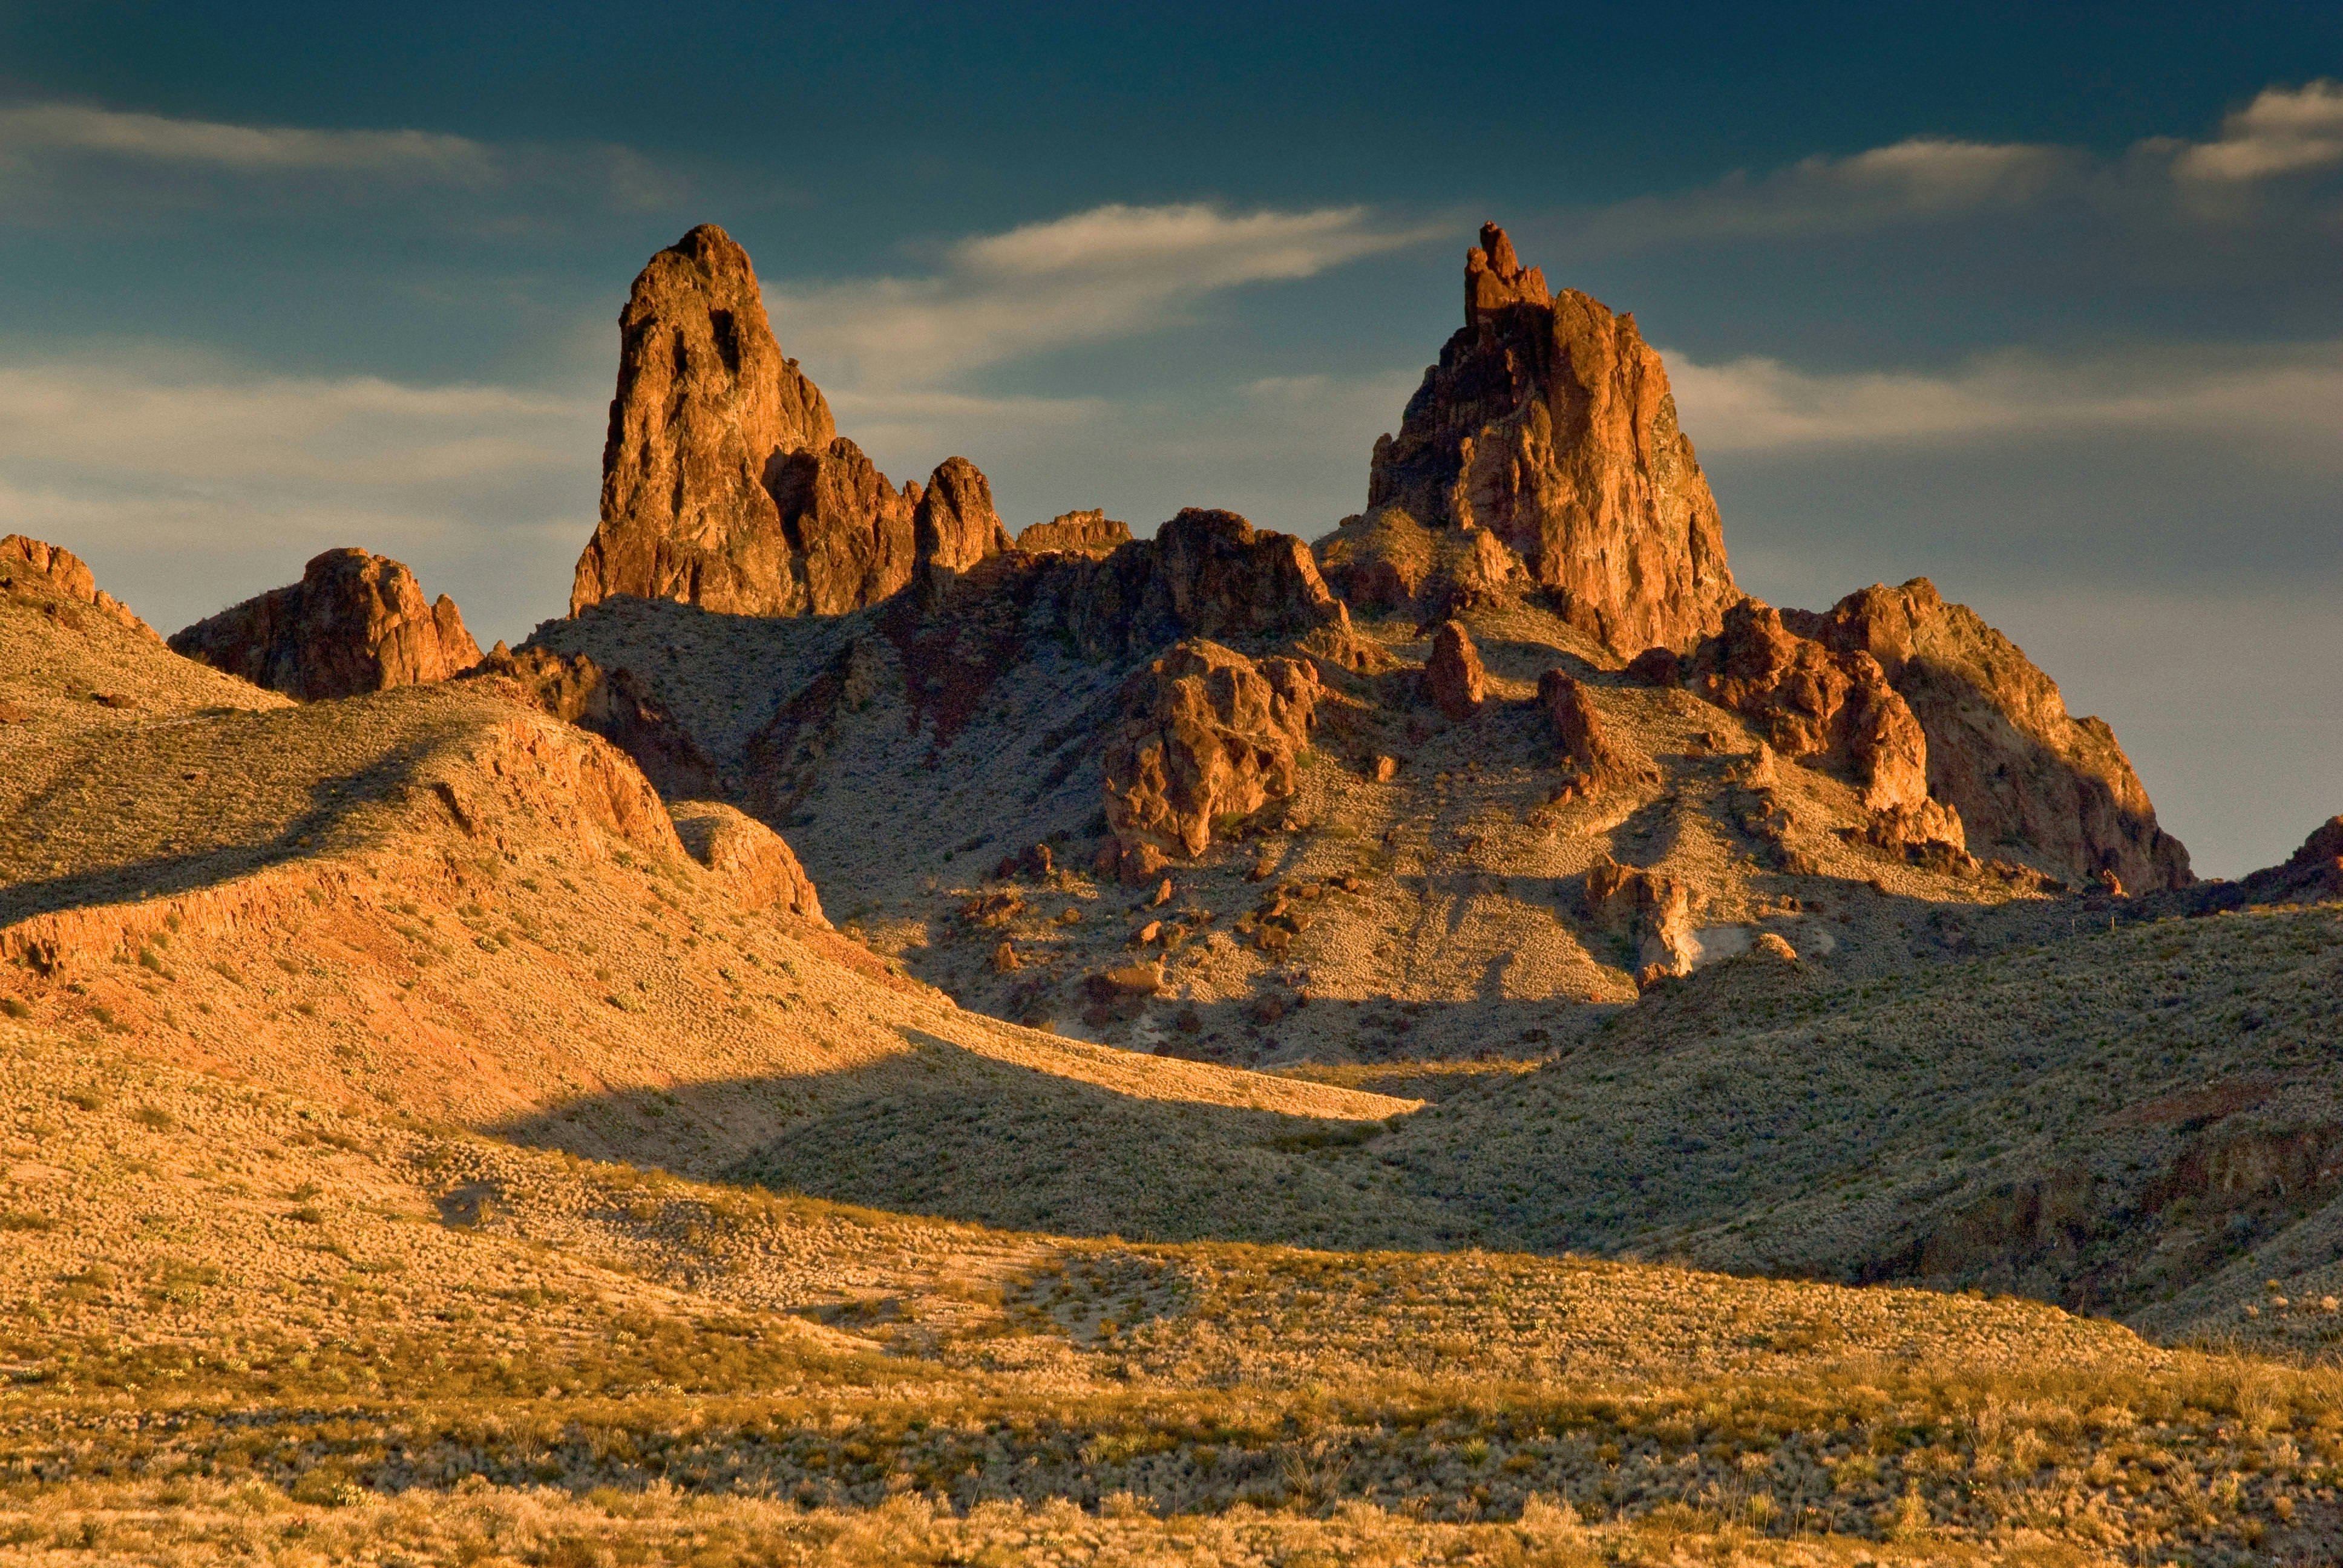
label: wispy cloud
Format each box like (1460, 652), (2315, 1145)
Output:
(0, 102), (496, 180)
(1666, 341), (2343, 459)
(1569, 82), (2343, 252)
(0, 356), (602, 637)
(0, 99), (677, 218)
(2172, 80), (2343, 183)
(1579, 137), (2077, 249)
(771, 202), (1441, 389)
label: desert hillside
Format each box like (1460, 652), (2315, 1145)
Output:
(2, 218), (2338, 1565)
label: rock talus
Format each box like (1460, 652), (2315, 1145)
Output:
(1345, 223), (1737, 653)
(168, 549), (481, 701)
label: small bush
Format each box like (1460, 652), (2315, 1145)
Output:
(0, 998), (28, 1019)
(0, 1212), (55, 1233)
(131, 1105), (174, 1130)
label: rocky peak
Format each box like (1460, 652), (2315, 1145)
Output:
(1352, 224), (1736, 655)
(169, 548), (481, 701)
(1786, 579), (2191, 892)
(570, 224), (1006, 620)
(0, 535), (155, 639)
(1465, 220), (1551, 324)
(913, 457), (1012, 578)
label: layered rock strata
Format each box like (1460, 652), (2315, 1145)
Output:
(169, 549), (480, 701)
(1103, 639), (1321, 869)
(569, 223), (1008, 619)
(1345, 223), (1737, 654)
(1787, 580), (2189, 891)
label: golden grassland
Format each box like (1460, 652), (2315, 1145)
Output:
(8, 563), (2343, 1561)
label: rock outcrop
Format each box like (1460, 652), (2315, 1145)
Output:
(1067, 508), (1351, 659)
(1423, 621), (1487, 721)
(569, 223), (1006, 619)
(1581, 852), (1696, 986)
(0, 535), (155, 638)
(1353, 224), (1737, 655)
(1103, 639), (1320, 866)
(1686, 601), (1959, 845)
(1788, 580), (2189, 890)
(1017, 510), (1131, 556)
(913, 456), (1012, 580)
(460, 643), (717, 802)
(1538, 669), (1645, 795)
(1314, 507), (1526, 622)
(2238, 817), (2343, 906)
(169, 549), (481, 701)
(669, 799), (825, 923)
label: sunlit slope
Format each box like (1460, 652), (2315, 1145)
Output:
(1, 584), (1410, 1186)
(2, 1018), (2330, 1564)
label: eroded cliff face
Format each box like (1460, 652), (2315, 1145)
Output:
(168, 549), (480, 701)
(1348, 224), (1737, 655)
(1788, 580), (2191, 892)
(569, 224), (1007, 619)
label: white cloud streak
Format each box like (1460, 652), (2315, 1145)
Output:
(1666, 342), (2343, 460)
(0, 358), (603, 636)
(0, 102), (496, 181)
(1578, 137), (2078, 249)
(2172, 80), (2343, 183)
(770, 203), (1440, 389)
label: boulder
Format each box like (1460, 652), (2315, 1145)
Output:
(460, 643), (718, 802)
(668, 800), (825, 923)
(0, 535), (155, 638)
(1359, 223), (1737, 655)
(169, 548), (480, 701)
(1103, 639), (1320, 860)
(1423, 620), (1487, 721)
(1017, 509), (1132, 556)
(1787, 578), (2190, 891)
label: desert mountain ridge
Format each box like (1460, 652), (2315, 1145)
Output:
(5, 219), (2343, 1563)
(138, 221), (2299, 1068)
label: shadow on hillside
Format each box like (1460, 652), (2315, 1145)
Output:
(0, 739), (441, 926)
(490, 1027), (1469, 1252)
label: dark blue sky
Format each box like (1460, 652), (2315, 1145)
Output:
(1, 2), (2337, 872)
